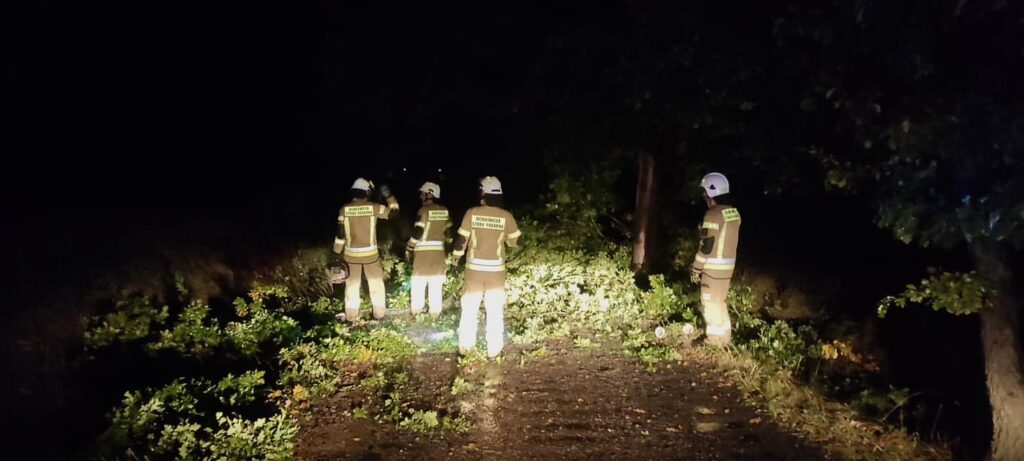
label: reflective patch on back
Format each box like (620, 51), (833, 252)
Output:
(345, 205), (374, 217)
(722, 208), (741, 223)
(428, 210), (449, 221)
(471, 215), (505, 230)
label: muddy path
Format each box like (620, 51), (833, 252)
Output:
(297, 339), (825, 461)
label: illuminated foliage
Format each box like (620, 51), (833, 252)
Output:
(83, 293), (169, 349)
(225, 299), (302, 356)
(728, 285), (821, 372)
(148, 301), (222, 357)
(212, 370), (266, 407)
(878, 270), (995, 318)
(99, 378), (297, 460)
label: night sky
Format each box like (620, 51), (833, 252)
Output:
(7, 2), (574, 212)
(7, 1), (586, 297)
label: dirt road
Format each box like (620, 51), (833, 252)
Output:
(298, 337), (823, 461)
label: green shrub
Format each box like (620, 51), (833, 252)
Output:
(278, 338), (355, 401)
(101, 378), (296, 459)
(729, 284), (822, 372)
(252, 249), (334, 312)
(355, 328), (418, 362)
(381, 253), (413, 310)
(212, 370), (266, 407)
(84, 293), (169, 349)
(399, 410), (440, 433)
(207, 411), (298, 460)
(225, 299), (302, 356)
(148, 301), (222, 357)
(100, 380), (200, 457)
(103, 387), (170, 453)
(450, 377), (474, 396)
(506, 243), (641, 341)
(156, 420), (204, 459)
(878, 269), (993, 317)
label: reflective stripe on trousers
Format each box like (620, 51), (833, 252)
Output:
(345, 245), (379, 257)
(695, 255), (735, 270)
(466, 257), (504, 272)
(705, 323), (731, 336)
(695, 255), (735, 265)
(414, 240), (445, 251)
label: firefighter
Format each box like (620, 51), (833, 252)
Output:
(333, 177), (400, 321)
(690, 172), (741, 346)
(406, 182), (450, 317)
(451, 176), (521, 358)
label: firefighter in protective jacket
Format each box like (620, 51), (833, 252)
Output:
(451, 176), (521, 358)
(334, 177), (400, 321)
(406, 182), (450, 317)
(690, 172), (741, 346)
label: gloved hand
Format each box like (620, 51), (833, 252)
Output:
(333, 241), (343, 254)
(450, 254), (461, 266)
(379, 184), (391, 198)
(405, 248), (413, 260)
(690, 268), (702, 284)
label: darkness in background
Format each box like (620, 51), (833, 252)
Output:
(6, 0), (556, 302)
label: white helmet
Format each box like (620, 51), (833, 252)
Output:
(351, 177), (374, 191)
(419, 182), (441, 199)
(700, 172), (730, 198)
(479, 176), (502, 194)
